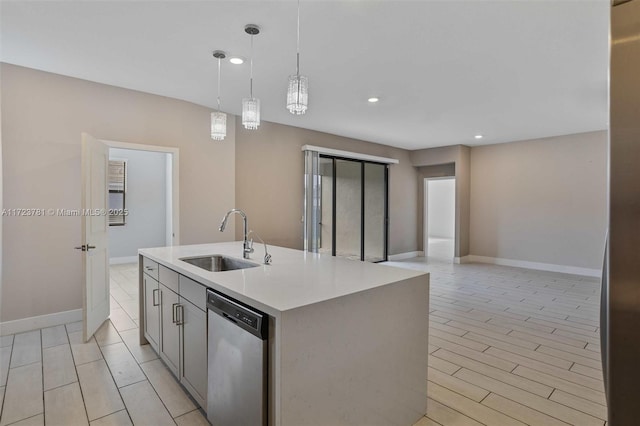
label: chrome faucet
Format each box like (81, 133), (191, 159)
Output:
(219, 209), (254, 259)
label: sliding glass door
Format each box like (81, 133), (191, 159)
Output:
(305, 152), (388, 262)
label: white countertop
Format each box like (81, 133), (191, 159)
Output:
(139, 242), (427, 316)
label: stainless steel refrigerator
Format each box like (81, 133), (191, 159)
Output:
(603, 1), (640, 423)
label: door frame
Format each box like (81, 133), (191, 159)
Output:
(83, 138), (179, 340)
(424, 176), (456, 259)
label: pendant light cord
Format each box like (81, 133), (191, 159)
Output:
(250, 34), (254, 98)
(296, 0), (300, 76)
(216, 57), (222, 111)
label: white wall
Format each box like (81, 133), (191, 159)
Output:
(109, 148), (167, 259)
(427, 179), (455, 239)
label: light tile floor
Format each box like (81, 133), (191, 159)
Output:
(0, 259), (606, 425)
(0, 263), (207, 426)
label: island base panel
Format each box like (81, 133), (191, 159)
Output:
(275, 274), (429, 426)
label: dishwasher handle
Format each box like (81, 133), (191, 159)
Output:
(207, 289), (267, 340)
(222, 312), (238, 324)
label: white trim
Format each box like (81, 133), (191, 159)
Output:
(0, 309), (82, 336)
(465, 255), (601, 277)
(165, 153), (173, 246)
(454, 256), (471, 264)
(109, 256), (138, 265)
(301, 145), (399, 164)
(388, 251), (424, 261)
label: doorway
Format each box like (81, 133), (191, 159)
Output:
(83, 136), (179, 340)
(108, 148), (174, 265)
(425, 178), (455, 260)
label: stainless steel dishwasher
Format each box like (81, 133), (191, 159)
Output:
(207, 289), (268, 426)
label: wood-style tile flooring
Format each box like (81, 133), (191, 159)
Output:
(386, 255), (606, 426)
(0, 257), (605, 425)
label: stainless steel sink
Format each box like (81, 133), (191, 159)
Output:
(180, 255), (259, 272)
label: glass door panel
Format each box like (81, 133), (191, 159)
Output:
(335, 159), (362, 260)
(318, 157), (334, 255)
(364, 163), (386, 262)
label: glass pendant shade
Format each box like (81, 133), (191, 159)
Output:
(242, 97), (261, 130)
(287, 74), (308, 115)
(210, 111), (227, 140)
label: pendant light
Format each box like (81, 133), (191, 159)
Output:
(211, 50), (227, 141)
(286, 0), (308, 115)
(242, 25), (261, 130)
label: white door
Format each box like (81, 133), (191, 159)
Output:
(81, 133), (110, 342)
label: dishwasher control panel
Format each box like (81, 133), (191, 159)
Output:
(207, 289), (267, 339)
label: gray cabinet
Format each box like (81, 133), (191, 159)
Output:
(180, 298), (207, 407)
(141, 256), (208, 408)
(143, 273), (160, 352)
(160, 283), (180, 377)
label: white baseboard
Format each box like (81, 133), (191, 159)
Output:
(466, 255), (601, 277)
(0, 309), (82, 336)
(388, 251), (425, 261)
(454, 256), (471, 264)
(110, 256), (138, 265)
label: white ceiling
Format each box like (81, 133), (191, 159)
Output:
(0, 0), (609, 150)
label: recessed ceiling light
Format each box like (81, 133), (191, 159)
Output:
(474, 134), (484, 139)
(368, 97), (379, 103)
(229, 57), (244, 65)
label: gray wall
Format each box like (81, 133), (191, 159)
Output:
(1, 63), (236, 322)
(234, 120), (418, 256)
(427, 179), (456, 239)
(108, 148), (168, 259)
(470, 131), (608, 268)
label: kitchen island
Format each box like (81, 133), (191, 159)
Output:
(139, 242), (429, 426)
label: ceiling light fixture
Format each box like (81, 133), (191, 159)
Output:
(211, 50), (227, 141)
(229, 57), (244, 65)
(368, 97), (379, 103)
(286, 0), (308, 115)
(474, 134), (484, 139)
(242, 24), (261, 130)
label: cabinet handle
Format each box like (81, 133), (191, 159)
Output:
(176, 304), (185, 326)
(145, 266), (155, 271)
(152, 288), (159, 306)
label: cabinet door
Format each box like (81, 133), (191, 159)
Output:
(143, 274), (160, 352)
(180, 298), (207, 408)
(160, 283), (180, 377)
